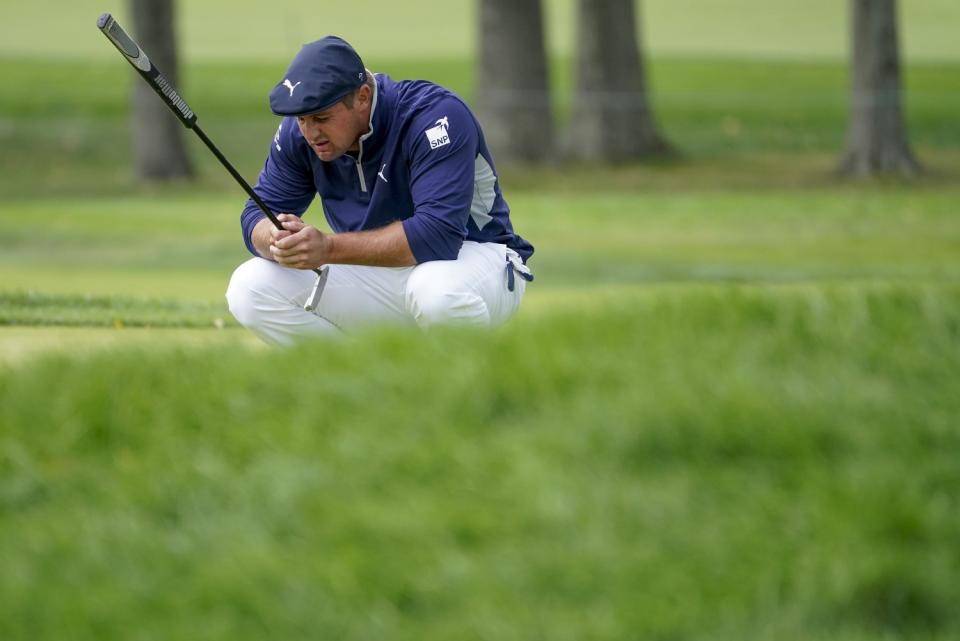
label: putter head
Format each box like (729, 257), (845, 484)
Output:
(303, 265), (329, 312)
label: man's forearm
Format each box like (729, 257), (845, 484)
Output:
(325, 221), (416, 267)
(260, 215), (417, 268)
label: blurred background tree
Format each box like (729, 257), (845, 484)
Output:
(129, 0), (193, 181)
(475, 0), (554, 164)
(838, 0), (921, 176)
(567, 0), (672, 162)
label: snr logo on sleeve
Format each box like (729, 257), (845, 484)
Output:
(425, 117), (450, 150)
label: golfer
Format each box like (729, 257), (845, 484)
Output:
(226, 36), (534, 344)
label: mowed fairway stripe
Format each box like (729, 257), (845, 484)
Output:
(0, 326), (262, 368)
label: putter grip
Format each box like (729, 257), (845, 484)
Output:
(97, 13), (197, 128)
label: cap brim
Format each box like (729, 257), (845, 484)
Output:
(269, 84), (364, 117)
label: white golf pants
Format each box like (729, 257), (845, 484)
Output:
(226, 241), (528, 345)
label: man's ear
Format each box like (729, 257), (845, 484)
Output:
(359, 82), (373, 106)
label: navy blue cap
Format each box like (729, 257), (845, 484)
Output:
(269, 36), (367, 116)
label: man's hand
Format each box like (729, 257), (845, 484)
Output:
(269, 213), (331, 270)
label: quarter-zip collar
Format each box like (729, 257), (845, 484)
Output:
(356, 74), (379, 151)
(351, 74), (387, 193)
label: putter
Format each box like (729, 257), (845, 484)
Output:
(96, 13), (328, 312)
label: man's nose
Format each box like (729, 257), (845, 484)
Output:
(303, 121), (322, 140)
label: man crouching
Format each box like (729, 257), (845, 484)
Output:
(226, 36), (533, 344)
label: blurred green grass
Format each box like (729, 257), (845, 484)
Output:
(2, 285), (958, 640)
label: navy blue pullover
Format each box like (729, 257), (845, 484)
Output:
(241, 74), (533, 265)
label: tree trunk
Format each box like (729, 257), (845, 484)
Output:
(129, 0), (193, 180)
(838, 0), (921, 176)
(475, 0), (554, 164)
(568, 0), (671, 162)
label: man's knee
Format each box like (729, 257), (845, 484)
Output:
(225, 261), (255, 326)
(405, 271), (489, 327)
(225, 258), (278, 327)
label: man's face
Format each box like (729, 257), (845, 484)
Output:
(296, 88), (370, 162)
